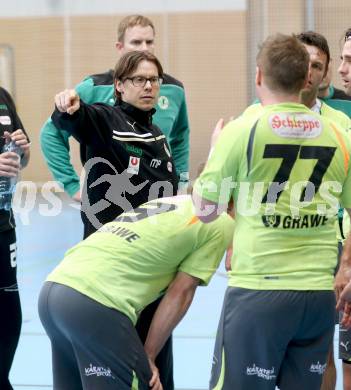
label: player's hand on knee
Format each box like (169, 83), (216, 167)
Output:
(148, 357), (163, 390)
(55, 89), (80, 114)
(335, 266), (351, 302)
(339, 301), (351, 329)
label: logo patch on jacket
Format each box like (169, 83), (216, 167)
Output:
(125, 144), (143, 157)
(127, 156), (141, 174)
(0, 116), (11, 125)
(158, 96), (169, 110)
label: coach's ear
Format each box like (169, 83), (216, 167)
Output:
(115, 80), (124, 95)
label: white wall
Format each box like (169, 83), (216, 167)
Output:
(0, 0), (246, 17)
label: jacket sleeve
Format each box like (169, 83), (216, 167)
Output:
(39, 77), (96, 196)
(168, 89), (190, 186)
(40, 119), (79, 196)
(51, 100), (107, 146)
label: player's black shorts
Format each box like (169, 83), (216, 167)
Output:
(210, 287), (335, 390)
(38, 282), (152, 390)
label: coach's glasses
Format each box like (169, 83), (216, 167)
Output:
(124, 76), (163, 87)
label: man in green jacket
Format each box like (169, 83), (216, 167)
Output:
(40, 15), (190, 201)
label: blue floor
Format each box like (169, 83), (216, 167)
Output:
(8, 196), (344, 389)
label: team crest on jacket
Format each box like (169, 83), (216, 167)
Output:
(158, 96), (169, 110)
(127, 156), (140, 175)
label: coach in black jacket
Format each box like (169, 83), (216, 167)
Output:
(52, 51), (179, 238)
(52, 51), (179, 390)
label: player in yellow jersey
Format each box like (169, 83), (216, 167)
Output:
(38, 195), (234, 390)
(221, 31), (350, 389)
(194, 33), (351, 390)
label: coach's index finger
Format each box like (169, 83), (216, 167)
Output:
(66, 90), (80, 115)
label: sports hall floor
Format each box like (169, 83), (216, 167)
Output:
(9, 195), (344, 389)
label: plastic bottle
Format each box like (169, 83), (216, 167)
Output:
(0, 140), (21, 210)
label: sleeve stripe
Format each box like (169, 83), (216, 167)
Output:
(246, 120), (259, 176)
(187, 216), (199, 226)
(331, 123), (350, 174)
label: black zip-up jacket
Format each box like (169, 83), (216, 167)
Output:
(0, 87), (27, 232)
(52, 99), (179, 237)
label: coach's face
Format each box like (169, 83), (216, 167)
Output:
(115, 60), (161, 111)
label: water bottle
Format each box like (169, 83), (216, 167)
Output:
(0, 140), (21, 210)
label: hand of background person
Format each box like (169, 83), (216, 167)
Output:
(5, 130), (30, 153)
(4, 130), (31, 168)
(148, 357), (163, 390)
(0, 151), (20, 177)
(55, 89), (80, 115)
(0, 131), (21, 176)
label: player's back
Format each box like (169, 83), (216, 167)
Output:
(222, 103), (351, 290)
(47, 195), (234, 324)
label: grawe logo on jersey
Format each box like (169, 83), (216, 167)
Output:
(127, 156), (141, 175)
(262, 215), (280, 228)
(269, 113), (322, 138)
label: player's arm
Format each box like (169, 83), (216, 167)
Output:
(336, 209), (351, 328)
(192, 118), (239, 223)
(168, 91), (190, 187)
(144, 271), (200, 365)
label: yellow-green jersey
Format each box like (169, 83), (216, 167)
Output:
(244, 101), (351, 242)
(47, 195), (234, 324)
(194, 102), (351, 290)
(320, 101), (351, 132)
(319, 103), (351, 242)
(243, 101), (351, 131)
